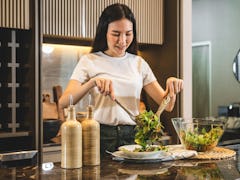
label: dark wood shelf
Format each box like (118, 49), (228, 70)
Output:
(0, 131), (30, 138)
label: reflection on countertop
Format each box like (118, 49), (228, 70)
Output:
(0, 146), (240, 180)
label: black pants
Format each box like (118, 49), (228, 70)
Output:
(100, 124), (136, 156)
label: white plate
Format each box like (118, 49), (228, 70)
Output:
(118, 144), (168, 159)
(110, 145), (197, 163)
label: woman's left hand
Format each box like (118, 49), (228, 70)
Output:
(166, 77), (184, 97)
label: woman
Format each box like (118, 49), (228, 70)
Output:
(59, 3), (183, 155)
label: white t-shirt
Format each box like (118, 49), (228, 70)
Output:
(71, 51), (156, 125)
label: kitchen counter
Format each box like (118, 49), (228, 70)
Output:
(0, 145), (240, 180)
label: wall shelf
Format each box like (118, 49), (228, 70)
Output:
(0, 131), (29, 138)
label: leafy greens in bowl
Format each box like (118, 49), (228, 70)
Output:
(118, 144), (168, 159)
(175, 118), (225, 152)
(134, 110), (165, 149)
(118, 110), (168, 158)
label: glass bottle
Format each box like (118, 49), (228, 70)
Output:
(61, 100), (82, 169)
(81, 105), (100, 166)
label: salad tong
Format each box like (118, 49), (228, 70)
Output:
(155, 94), (171, 118)
(113, 94), (171, 121)
(114, 98), (137, 120)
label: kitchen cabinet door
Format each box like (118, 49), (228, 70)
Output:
(0, 0), (30, 29)
(42, 0), (164, 44)
(0, 0), (40, 157)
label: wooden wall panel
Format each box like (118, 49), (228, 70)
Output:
(42, 0), (164, 44)
(127, 0), (164, 44)
(0, 0), (30, 29)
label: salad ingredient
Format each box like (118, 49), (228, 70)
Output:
(180, 126), (224, 152)
(133, 145), (167, 152)
(134, 110), (165, 151)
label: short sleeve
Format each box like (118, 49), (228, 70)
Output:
(70, 55), (90, 83)
(140, 58), (157, 86)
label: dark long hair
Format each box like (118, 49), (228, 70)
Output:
(91, 3), (138, 54)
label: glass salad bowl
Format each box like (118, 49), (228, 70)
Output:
(172, 118), (226, 152)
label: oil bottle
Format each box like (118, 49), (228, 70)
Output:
(81, 105), (100, 166)
(61, 95), (82, 168)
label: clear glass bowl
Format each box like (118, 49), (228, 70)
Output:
(172, 118), (225, 152)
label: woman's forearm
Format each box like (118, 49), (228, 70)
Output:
(143, 81), (167, 106)
(143, 78), (181, 112)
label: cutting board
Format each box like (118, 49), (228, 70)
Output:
(42, 93), (58, 120)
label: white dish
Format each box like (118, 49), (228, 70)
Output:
(118, 144), (168, 159)
(110, 145), (197, 163)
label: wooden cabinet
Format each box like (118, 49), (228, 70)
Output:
(42, 0), (164, 44)
(0, 0), (40, 155)
(0, 0), (30, 29)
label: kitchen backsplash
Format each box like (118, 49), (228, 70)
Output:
(42, 43), (91, 112)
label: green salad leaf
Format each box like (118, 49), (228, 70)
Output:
(180, 126), (224, 152)
(134, 110), (165, 150)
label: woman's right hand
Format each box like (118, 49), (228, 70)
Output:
(59, 78), (115, 109)
(92, 78), (115, 100)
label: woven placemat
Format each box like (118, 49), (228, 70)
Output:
(191, 147), (236, 160)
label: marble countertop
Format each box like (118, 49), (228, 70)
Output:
(0, 146), (240, 179)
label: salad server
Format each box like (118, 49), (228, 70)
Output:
(156, 94), (171, 118)
(113, 94), (170, 121)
